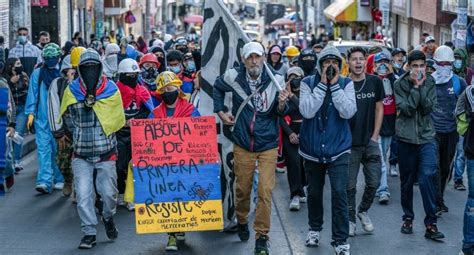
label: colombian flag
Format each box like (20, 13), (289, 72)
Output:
(60, 76), (125, 136)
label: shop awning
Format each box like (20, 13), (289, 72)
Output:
(324, 0), (371, 23)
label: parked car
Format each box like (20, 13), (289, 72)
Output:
(244, 30), (262, 42)
(277, 35), (293, 47)
(327, 39), (391, 55)
(245, 21), (260, 32)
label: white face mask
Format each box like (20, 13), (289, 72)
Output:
(432, 64), (453, 84)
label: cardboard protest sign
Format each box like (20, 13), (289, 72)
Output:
(130, 117), (223, 234)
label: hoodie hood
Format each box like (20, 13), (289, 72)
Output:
(316, 46), (342, 74)
(149, 46), (167, 72)
(454, 48), (468, 73)
(60, 55), (72, 76)
(78, 49), (103, 100)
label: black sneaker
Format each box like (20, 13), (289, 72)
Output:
(455, 181), (467, 191)
(440, 203), (449, 213)
(78, 235), (96, 249)
(102, 216), (118, 240)
(254, 235), (269, 255)
(425, 224), (445, 241)
(435, 206), (443, 217)
(237, 223), (250, 241)
(401, 219), (413, 234)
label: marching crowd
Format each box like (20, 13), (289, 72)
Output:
(0, 25), (473, 255)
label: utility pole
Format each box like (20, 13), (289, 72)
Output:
(295, 0), (300, 46)
(144, 0), (151, 41)
(161, 0), (167, 39)
(9, 0), (30, 48)
(456, 0), (468, 49)
(94, 0), (104, 40)
(303, 0), (307, 48)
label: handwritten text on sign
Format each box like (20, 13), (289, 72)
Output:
(130, 117), (223, 234)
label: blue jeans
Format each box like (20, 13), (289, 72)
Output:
(377, 136), (392, 197)
(304, 153), (350, 243)
(389, 135), (398, 166)
(13, 105), (27, 162)
(72, 158), (118, 235)
(454, 136), (467, 183)
(398, 141), (438, 226)
(463, 159), (474, 249)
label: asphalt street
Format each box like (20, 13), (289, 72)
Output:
(0, 151), (467, 255)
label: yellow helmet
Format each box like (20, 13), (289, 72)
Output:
(285, 46), (300, 58)
(70, 47), (87, 68)
(155, 71), (183, 93)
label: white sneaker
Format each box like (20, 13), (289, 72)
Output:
(127, 202), (135, 211)
(117, 194), (126, 206)
(333, 243), (350, 255)
(357, 211), (374, 233)
(289, 196), (301, 211)
(389, 165), (399, 177)
(276, 166), (286, 173)
(305, 230), (320, 247)
(299, 196), (307, 203)
(349, 221), (356, 237)
(379, 194), (390, 204)
(53, 182), (64, 190)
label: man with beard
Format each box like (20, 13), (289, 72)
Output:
(25, 43), (64, 194)
(372, 52), (399, 204)
(346, 47), (384, 236)
(299, 49), (317, 76)
(60, 49), (125, 249)
(138, 53), (161, 106)
(213, 42), (289, 255)
(115, 59), (154, 211)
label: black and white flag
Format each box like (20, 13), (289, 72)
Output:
(196, 0), (250, 230)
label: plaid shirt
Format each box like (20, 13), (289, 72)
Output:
(64, 102), (117, 162)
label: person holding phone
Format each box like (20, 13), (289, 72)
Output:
(394, 50), (445, 241)
(299, 45), (356, 255)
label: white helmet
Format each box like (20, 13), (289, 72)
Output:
(118, 58), (140, 73)
(433, 45), (455, 62)
(164, 34), (173, 43)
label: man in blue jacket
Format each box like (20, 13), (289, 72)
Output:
(213, 42), (289, 255)
(299, 45), (356, 255)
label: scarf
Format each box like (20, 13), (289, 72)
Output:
(102, 54), (118, 78)
(432, 64), (453, 84)
(40, 66), (60, 89)
(116, 81), (152, 110)
(153, 97), (195, 118)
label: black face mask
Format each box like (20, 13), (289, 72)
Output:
(119, 73), (138, 88)
(326, 65), (336, 81)
(79, 63), (101, 107)
(300, 59), (316, 74)
(290, 78), (302, 90)
(14, 66), (23, 74)
(141, 67), (158, 83)
(74, 72), (79, 79)
(161, 90), (179, 105)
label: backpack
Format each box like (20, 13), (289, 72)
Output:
(452, 74), (462, 97)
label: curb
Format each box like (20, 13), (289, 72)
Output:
(21, 135), (37, 157)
